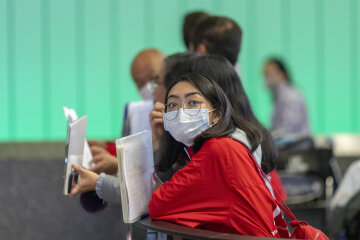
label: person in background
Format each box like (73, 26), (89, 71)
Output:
(131, 48), (165, 101)
(191, 16), (242, 66)
(263, 58), (311, 137)
(88, 48), (164, 172)
(182, 11), (210, 51)
(78, 48), (164, 239)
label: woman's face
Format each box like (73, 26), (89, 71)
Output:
(166, 81), (219, 125)
(263, 62), (285, 88)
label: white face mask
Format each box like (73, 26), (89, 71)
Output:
(265, 77), (278, 90)
(163, 108), (214, 147)
(138, 82), (153, 100)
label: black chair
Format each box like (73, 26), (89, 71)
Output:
(276, 147), (335, 232)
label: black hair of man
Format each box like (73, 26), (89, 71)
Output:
(182, 11), (210, 49)
(192, 16), (242, 66)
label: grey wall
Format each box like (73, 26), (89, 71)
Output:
(0, 142), (128, 240)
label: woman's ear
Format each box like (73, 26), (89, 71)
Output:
(211, 110), (221, 125)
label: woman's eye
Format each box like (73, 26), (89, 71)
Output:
(167, 103), (178, 109)
(188, 100), (201, 106)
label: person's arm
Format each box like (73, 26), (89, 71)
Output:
(68, 164), (122, 204)
(96, 174), (122, 204)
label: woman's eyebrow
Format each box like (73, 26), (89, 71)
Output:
(167, 94), (180, 100)
(185, 92), (202, 98)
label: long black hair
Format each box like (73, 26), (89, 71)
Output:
(161, 55), (277, 174)
(158, 73), (262, 171)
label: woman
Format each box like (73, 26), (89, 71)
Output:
(264, 58), (311, 136)
(153, 55), (277, 175)
(149, 73), (289, 237)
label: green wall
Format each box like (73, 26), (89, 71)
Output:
(1, 0), (359, 141)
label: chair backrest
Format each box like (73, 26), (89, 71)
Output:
(277, 148), (334, 203)
(277, 148), (333, 181)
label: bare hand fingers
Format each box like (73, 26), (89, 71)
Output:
(152, 118), (163, 126)
(154, 102), (165, 111)
(69, 184), (80, 197)
(90, 154), (104, 164)
(90, 145), (107, 155)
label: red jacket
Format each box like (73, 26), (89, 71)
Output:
(148, 137), (289, 237)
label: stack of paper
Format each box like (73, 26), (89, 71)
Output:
(116, 130), (154, 223)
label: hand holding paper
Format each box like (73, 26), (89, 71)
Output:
(68, 164), (98, 196)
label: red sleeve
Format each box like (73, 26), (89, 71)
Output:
(269, 169), (287, 202)
(148, 140), (230, 228)
(105, 142), (117, 156)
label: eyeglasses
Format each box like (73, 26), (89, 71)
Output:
(163, 100), (213, 121)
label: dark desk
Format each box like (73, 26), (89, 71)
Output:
(134, 217), (281, 240)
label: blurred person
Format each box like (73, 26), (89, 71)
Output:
(88, 48), (164, 174)
(79, 48), (164, 240)
(131, 48), (164, 100)
(263, 58), (311, 137)
(328, 160), (360, 239)
(182, 11), (210, 51)
(191, 16), (242, 66)
(121, 48), (165, 137)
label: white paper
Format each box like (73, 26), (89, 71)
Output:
(127, 100), (154, 134)
(64, 116), (87, 195)
(116, 130), (154, 223)
(63, 106), (93, 169)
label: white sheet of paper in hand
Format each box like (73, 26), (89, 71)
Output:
(63, 106), (93, 169)
(116, 130), (154, 223)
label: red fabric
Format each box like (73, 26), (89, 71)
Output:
(148, 137), (289, 238)
(290, 220), (329, 240)
(106, 142), (117, 156)
(269, 170), (287, 202)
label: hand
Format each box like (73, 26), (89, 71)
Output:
(88, 140), (107, 149)
(150, 102), (165, 150)
(69, 164), (99, 196)
(89, 152), (118, 175)
(90, 145), (108, 156)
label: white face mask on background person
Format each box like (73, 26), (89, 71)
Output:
(265, 77), (279, 90)
(138, 82), (153, 100)
(163, 108), (215, 147)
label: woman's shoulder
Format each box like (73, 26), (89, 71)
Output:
(200, 137), (250, 156)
